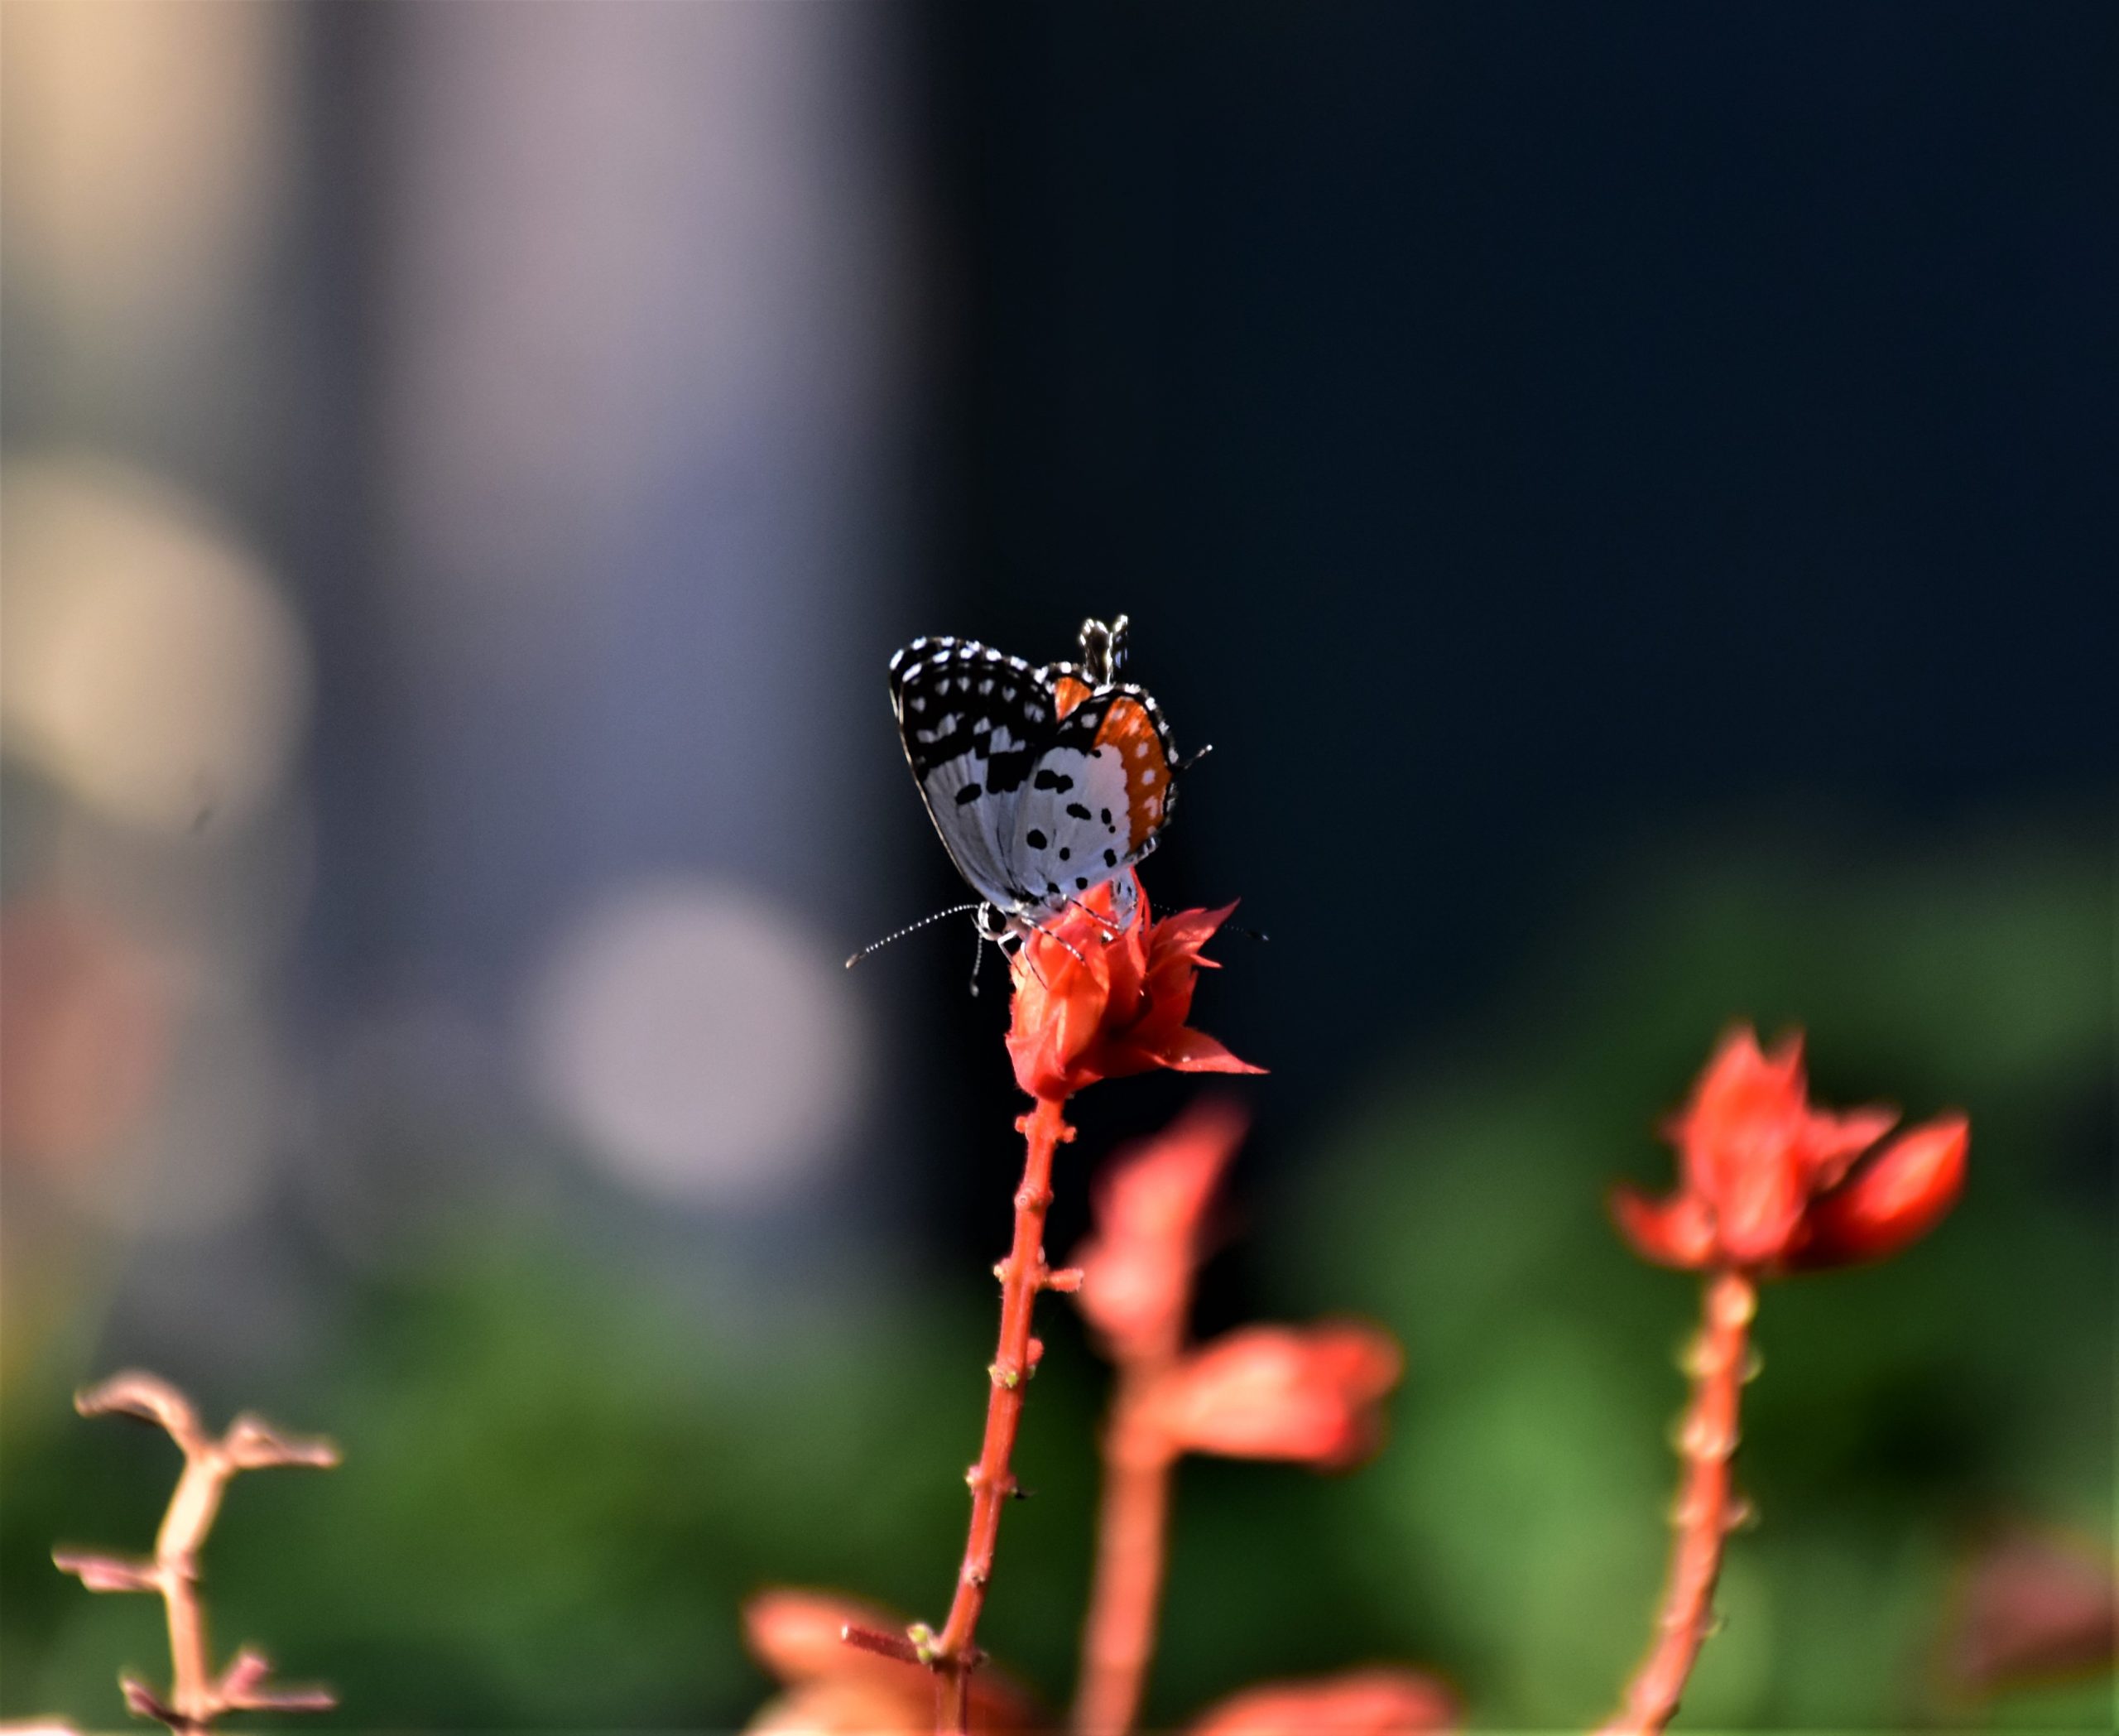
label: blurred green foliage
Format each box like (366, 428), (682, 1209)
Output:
(2, 826), (2109, 1731)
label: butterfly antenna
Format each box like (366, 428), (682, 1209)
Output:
(1178, 742), (1214, 772)
(845, 902), (984, 969)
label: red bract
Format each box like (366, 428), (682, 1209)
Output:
(1147, 1323), (1403, 1470)
(1189, 1668), (1458, 1735)
(1074, 1098), (1248, 1363)
(1006, 873), (1262, 1103)
(1611, 1026), (1968, 1273)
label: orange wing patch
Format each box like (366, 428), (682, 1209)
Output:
(1052, 673), (1096, 719)
(1093, 695), (1173, 854)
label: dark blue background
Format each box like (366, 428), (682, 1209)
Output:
(903, 2), (2112, 1229)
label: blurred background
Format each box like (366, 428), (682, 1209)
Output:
(2, 2), (2111, 1729)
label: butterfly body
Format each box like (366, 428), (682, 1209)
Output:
(888, 616), (1178, 940)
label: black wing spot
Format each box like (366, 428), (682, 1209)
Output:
(1026, 828), (1049, 850)
(1065, 801), (1092, 820)
(1100, 808), (1113, 826)
(1075, 877), (1089, 891)
(1058, 847), (1071, 862)
(1103, 848), (1117, 867)
(954, 783), (982, 805)
(1031, 768), (1075, 793)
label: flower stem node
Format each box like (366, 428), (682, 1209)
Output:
(120, 1677), (176, 1725)
(1674, 1410), (1739, 1461)
(1014, 1109), (1079, 1142)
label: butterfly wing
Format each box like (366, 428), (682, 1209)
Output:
(889, 637), (1049, 909)
(997, 685), (1179, 920)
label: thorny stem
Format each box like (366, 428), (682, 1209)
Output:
(926, 1096), (1076, 1733)
(52, 1373), (339, 1732)
(1598, 1269), (1757, 1736)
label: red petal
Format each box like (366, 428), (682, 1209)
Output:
(1093, 1098), (1249, 1246)
(1189, 1668), (1458, 1735)
(1154, 1027), (1267, 1075)
(1789, 1113), (1968, 1269)
(1151, 901), (1242, 961)
(1151, 1323), (1401, 1468)
(1795, 1103), (1900, 1192)
(1074, 1099), (1250, 1356)
(1682, 1027), (1806, 1156)
(1608, 1184), (1715, 1270)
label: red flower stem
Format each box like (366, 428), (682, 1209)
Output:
(1598, 1268), (1756, 1736)
(1072, 1378), (1179, 1736)
(929, 1096), (1074, 1732)
(1073, 1185), (1193, 1736)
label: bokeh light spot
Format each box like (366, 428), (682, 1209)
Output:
(525, 877), (864, 1209)
(2, 457), (310, 834)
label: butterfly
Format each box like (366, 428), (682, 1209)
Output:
(854, 615), (1185, 964)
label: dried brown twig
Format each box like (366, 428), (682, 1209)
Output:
(52, 1371), (339, 1732)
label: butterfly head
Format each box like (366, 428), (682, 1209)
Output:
(1077, 615), (1131, 686)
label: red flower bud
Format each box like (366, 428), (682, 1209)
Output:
(1073, 1099), (1248, 1362)
(1189, 1667), (1458, 1734)
(1006, 873), (1262, 1103)
(1146, 1323), (1402, 1469)
(1612, 1026), (1968, 1274)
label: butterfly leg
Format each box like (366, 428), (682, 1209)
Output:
(1058, 893), (1126, 940)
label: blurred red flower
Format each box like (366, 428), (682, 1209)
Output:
(1146, 1323), (1402, 1470)
(1944, 1527), (2118, 1695)
(1611, 1026), (1968, 1273)
(1073, 1098), (1248, 1363)
(1006, 873), (1262, 1103)
(742, 1589), (1035, 1734)
(1189, 1667), (1458, 1735)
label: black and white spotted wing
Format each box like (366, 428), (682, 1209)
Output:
(887, 633), (1177, 927)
